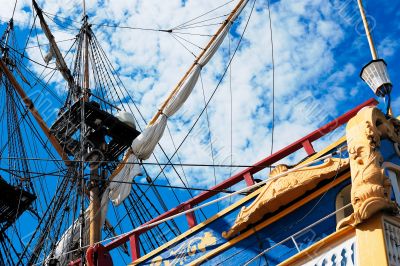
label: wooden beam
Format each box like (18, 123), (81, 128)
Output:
(0, 59), (69, 162)
(32, 0), (78, 99)
(148, 0), (248, 126)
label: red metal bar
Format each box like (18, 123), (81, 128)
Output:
(184, 204), (197, 228)
(104, 98), (377, 254)
(129, 234), (141, 261)
(302, 140), (315, 155)
(68, 259), (81, 266)
(243, 172), (255, 186)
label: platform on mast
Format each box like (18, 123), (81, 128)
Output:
(50, 100), (140, 160)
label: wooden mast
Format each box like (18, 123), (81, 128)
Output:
(357, 0), (378, 60)
(81, 1), (101, 246)
(0, 60), (70, 162)
(148, 0), (247, 126)
(32, 0), (78, 101)
(1, 3), (125, 262)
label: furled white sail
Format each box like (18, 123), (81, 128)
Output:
(51, 193), (109, 263)
(107, 0), (249, 206)
(108, 154), (141, 205)
(108, 66), (200, 206)
(131, 65), (201, 160)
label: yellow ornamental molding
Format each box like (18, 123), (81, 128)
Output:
(222, 157), (349, 239)
(338, 106), (399, 229)
(149, 232), (217, 266)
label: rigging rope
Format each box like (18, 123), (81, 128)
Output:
(267, 0), (275, 156)
(0, 156), (275, 168)
(35, 147), (346, 264)
(174, 15), (229, 31)
(21, 37), (77, 51)
(171, 0), (235, 30)
(147, 0), (256, 196)
(244, 202), (353, 265)
(89, 31), (207, 220)
(11, 0), (18, 20)
(0, 41), (57, 70)
(200, 72), (219, 210)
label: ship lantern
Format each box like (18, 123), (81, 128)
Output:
(360, 59), (392, 97)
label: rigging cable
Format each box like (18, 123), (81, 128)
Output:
(11, 0), (18, 20)
(166, 125), (191, 188)
(149, 0), (256, 195)
(174, 14), (229, 30)
(21, 37), (77, 51)
(244, 202), (353, 266)
(34, 147), (345, 265)
(171, 0), (234, 30)
(90, 33), (188, 227)
(1, 6), (74, 263)
(169, 33), (198, 57)
(0, 40), (58, 70)
(200, 72), (219, 210)
(267, 0), (275, 156)
(49, 174), (242, 194)
(41, 11), (169, 33)
(171, 32), (204, 51)
(25, 2), (250, 241)
(229, 24), (233, 178)
(0, 156), (274, 168)
(83, 26), (182, 242)
(91, 33), (208, 220)
(110, 0), (256, 230)
(21, 13), (37, 58)
(175, 22), (224, 31)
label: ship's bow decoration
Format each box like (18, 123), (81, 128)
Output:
(338, 107), (399, 229)
(222, 158), (349, 238)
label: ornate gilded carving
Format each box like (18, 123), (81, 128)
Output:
(337, 107), (399, 229)
(149, 232), (217, 266)
(222, 157), (349, 238)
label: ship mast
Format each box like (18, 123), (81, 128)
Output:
(357, 0), (377, 60)
(2, 0), (177, 263)
(357, 0), (393, 115)
(81, 0), (102, 247)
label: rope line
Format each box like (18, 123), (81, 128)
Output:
(267, 0), (275, 156)
(244, 202), (353, 265)
(0, 156), (280, 168)
(34, 148), (345, 264)
(149, 0), (255, 196)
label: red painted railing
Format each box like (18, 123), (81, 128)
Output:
(81, 98), (378, 265)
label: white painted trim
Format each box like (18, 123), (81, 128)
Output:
(302, 236), (357, 266)
(382, 162), (400, 205)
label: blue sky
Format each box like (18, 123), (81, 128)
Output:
(1, 0), (400, 264)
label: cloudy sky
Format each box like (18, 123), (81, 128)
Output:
(1, 0), (400, 259)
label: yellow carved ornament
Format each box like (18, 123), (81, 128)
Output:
(149, 232), (216, 266)
(337, 106), (399, 229)
(222, 157), (349, 238)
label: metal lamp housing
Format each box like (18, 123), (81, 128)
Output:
(360, 59), (393, 97)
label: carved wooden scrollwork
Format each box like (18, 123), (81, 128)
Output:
(222, 157), (349, 238)
(337, 107), (399, 229)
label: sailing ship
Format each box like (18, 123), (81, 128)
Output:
(0, 0), (399, 265)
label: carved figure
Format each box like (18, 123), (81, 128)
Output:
(338, 107), (398, 228)
(223, 157), (349, 238)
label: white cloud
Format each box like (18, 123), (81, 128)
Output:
(378, 36), (399, 58)
(2, 0), (364, 197)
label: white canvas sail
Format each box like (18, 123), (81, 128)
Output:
(108, 0), (249, 206)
